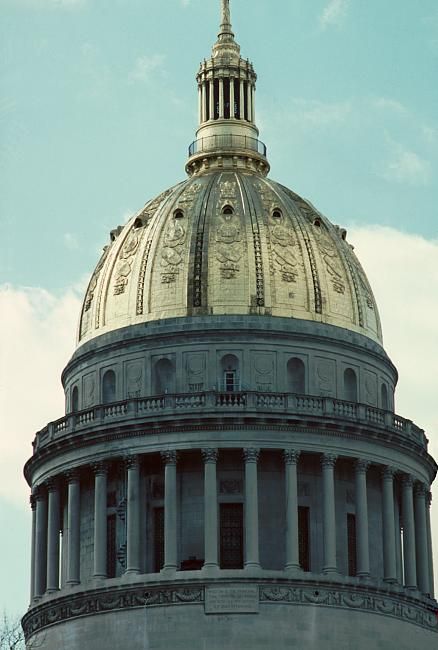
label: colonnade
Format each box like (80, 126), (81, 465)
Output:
(29, 450), (435, 604)
(198, 75), (255, 124)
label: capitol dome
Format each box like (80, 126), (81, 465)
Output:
(78, 173), (382, 346)
(23, 3), (437, 650)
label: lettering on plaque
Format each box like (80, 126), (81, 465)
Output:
(205, 585), (259, 614)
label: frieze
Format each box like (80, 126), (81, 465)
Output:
(161, 215), (186, 284)
(22, 581), (437, 641)
(114, 230), (141, 296)
(313, 226), (347, 295)
(215, 207), (242, 280)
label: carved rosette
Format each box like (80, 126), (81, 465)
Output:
(321, 454), (337, 469)
(161, 450), (178, 466)
(202, 448), (219, 464)
(243, 448), (260, 463)
(283, 449), (301, 466)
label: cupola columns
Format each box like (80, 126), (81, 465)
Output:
(186, 0), (269, 176)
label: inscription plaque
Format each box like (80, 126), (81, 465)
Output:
(205, 585), (259, 614)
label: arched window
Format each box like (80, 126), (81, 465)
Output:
(154, 358), (175, 395)
(287, 358), (305, 394)
(102, 370), (116, 404)
(381, 383), (389, 410)
(71, 386), (79, 413)
(344, 368), (358, 402)
(220, 354), (240, 392)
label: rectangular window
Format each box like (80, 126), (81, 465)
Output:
(234, 79), (240, 118)
(298, 506), (310, 572)
(347, 513), (357, 577)
(243, 81), (248, 121)
(214, 79), (220, 120)
(154, 507), (165, 573)
(224, 78), (230, 119)
(225, 371), (236, 392)
(107, 514), (117, 578)
(206, 80), (210, 120)
(220, 503), (243, 569)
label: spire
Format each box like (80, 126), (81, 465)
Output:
(186, 0), (269, 177)
(219, 0), (234, 38)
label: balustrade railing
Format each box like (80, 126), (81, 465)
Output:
(188, 134), (267, 158)
(35, 390), (427, 451)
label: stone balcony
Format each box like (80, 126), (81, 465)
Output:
(32, 391), (428, 453)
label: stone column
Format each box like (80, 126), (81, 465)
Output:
(247, 82), (252, 123)
(219, 78), (224, 118)
(284, 449), (301, 572)
(414, 483), (430, 595)
(161, 451), (178, 573)
(201, 82), (207, 123)
(29, 495), (37, 602)
(321, 454), (338, 574)
(394, 488), (403, 584)
(202, 449), (219, 572)
(93, 462), (108, 578)
(240, 79), (245, 119)
(126, 456), (141, 575)
(355, 460), (370, 578)
(198, 84), (202, 123)
(46, 479), (61, 593)
(243, 448), (260, 570)
(426, 491), (435, 598)
(251, 84), (255, 122)
(209, 78), (214, 121)
(66, 471), (81, 586)
(402, 475), (417, 589)
(381, 467), (397, 583)
(34, 486), (48, 599)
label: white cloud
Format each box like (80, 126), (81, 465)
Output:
(319, 0), (350, 30)
(283, 99), (352, 129)
(372, 97), (408, 114)
(381, 144), (431, 186)
(128, 54), (166, 84)
(0, 285), (81, 504)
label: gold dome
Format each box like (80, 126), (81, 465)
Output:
(78, 171), (382, 346)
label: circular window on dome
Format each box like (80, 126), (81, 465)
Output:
(313, 217), (321, 227)
(174, 209), (184, 219)
(272, 209), (282, 220)
(222, 205), (234, 215)
(133, 217), (143, 229)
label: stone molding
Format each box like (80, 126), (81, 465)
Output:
(382, 466), (396, 481)
(65, 470), (81, 483)
(414, 482), (428, 498)
(243, 448), (260, 463)
(201, 448), (219, 463)
(125, 455), (140, 471)
(161, 450), (178, 465)
(321, 454), (337, 469)
(402, 475), (414, 489)
(92, 461), (109, 476)
(283, 449), (301, 465)
(22, 579), (438, 641)
(355, 459), (370, 473)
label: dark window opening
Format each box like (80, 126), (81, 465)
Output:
(313, 218), (321, 227)
(154, 507), (165, 572)
(174, 210), (184, 220)
(224, 78), (231, 119)
(102, 369), (116, 404)
(214, 79), (220, 120)
(272, 210), (282, 220)
(243, 81), (248, 121)
(220, 503), (243, 569)
(134, 217), (143, 229)
(234, 79), (240, 118)
(154, 358), (175, 395)
(344, 368), (358, 402)
(107, 514), (117, 578)
(206, 80), (210, 120)
(347, 513), (357, 577)
(223, 205), (234, 215)
(298, 506), (310, 572)
(381, 384), (389, 410)
(287, 358), (305, 394)
(71, 386), (79, 413)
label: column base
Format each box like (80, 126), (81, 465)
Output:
(202, 563), (220, 577)
(125, 569), (141, 576)
(46, 588), (60, 594)
(161, 565), (177, 577)
(383, 577), (398, 585)
(284, 563), (302, 575)
(66, 581), (80, 587)
(322, 567), (339, 576)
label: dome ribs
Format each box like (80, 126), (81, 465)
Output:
(188, 176), (216, 312)
(239, 173), (266, 310)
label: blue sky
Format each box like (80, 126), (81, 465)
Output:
(1, 0), (437, 619)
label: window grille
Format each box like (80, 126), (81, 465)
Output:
(154, 507), (165, 572)
(220, 503), (243, 569)
(298, 506), (310, 572)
